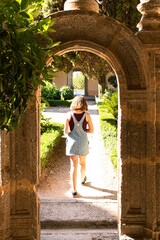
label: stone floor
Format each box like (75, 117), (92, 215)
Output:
(41, 229), (118, 240)
(37, 101), (118, 239)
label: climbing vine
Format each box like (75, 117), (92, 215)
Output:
(52, 51), (113, 94)
(0, 0), (58, 131)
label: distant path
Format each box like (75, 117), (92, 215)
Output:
(37, 101), (118, 201)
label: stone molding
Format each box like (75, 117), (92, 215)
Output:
(64, 0), (99, 13)
(137, 0), (160, 43)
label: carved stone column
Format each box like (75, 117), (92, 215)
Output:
(137, 0), (160, 43)
(0, 88), (41, 240)
(64, 0), (99, 13)
(135, 1), (160, 239)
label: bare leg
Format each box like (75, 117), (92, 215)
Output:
(70, 155), (78, 192)
(79, 155), (86, 182)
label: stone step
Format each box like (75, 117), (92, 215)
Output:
(41, 199), (118, 229)
(41, 229), (118, 240)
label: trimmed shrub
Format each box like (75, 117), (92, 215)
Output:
(60, 86), (74, 100)
(41, 81), (61, 100)
(40, 102), (64, 170)
(41, 99), (72, 107)
(40, 122), (64, 170)
(98, 108), (117, 171)
(41, 121), (64, 135)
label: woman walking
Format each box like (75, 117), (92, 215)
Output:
(65, 95), (94, 197)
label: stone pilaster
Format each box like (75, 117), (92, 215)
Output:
(119, 93), (148, 239)
(64, 0), (99, 13)
(137, 0), (160, 44)
(0, 88), (41, 240)
(67, 71), (73, 86)
(85, 76), (88, 96)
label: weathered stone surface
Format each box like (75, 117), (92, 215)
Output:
(50, 11), (147, 91)
(64, 0), (99, 13)
(0, 89), (41, 240)
(137, 0), (160, 43)
(41, 229), (118, 240)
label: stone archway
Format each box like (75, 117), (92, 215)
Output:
(1, 0), (160, 239)
(48, 11), (148, 239)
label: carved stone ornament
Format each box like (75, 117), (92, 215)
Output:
(64, 0), (99, 13)
(137, 0), (160, 31)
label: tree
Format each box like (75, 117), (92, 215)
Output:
(40, 0), (65, 17)
(100, 0), (141, 33)
(0, 0), (58, 131)
(73, 72), (85, 90)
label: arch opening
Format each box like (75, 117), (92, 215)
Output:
(38, 47), (120, 238)
(39, 11), (148, 234)
(0, 9), (150, 240)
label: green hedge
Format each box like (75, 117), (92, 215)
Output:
(41, 99), (72, 107)
(96, 98), (118, 171)
(41, 83), (74, 101)
(41, 82), (61, 100)
(40, 122), (64, 170)
(41, 121), (64, 134)
(60, 86), (74, 100)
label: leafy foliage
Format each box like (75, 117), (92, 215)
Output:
(40, 102), (51, 126)
(40, 0), (141, 33)
(52, 51), (114, 94)
(41, 99), (72, 107)
(63, 52), (112, 80)
(41, 125), (64, 170)
(108, 76), (117, 89)
(41, 82), (61, 100)
(38, 0), (141, 95)
(73, 72), (85, 90)
(0, 0), (58, 131)
(41, 82), (73, 101)
(40, 0), (65, 17)
(96, 98), (117, 171)
(100, 0), (141, 33)
(102, 90), (118, 121)
(40, 102), (64, 170)
(60, 86), (74, 100)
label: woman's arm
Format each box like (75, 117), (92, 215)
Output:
(86, 113), (94, 133)
(64, 112), (71, 135)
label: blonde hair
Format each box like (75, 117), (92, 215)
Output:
(70, 95), (88, 111)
